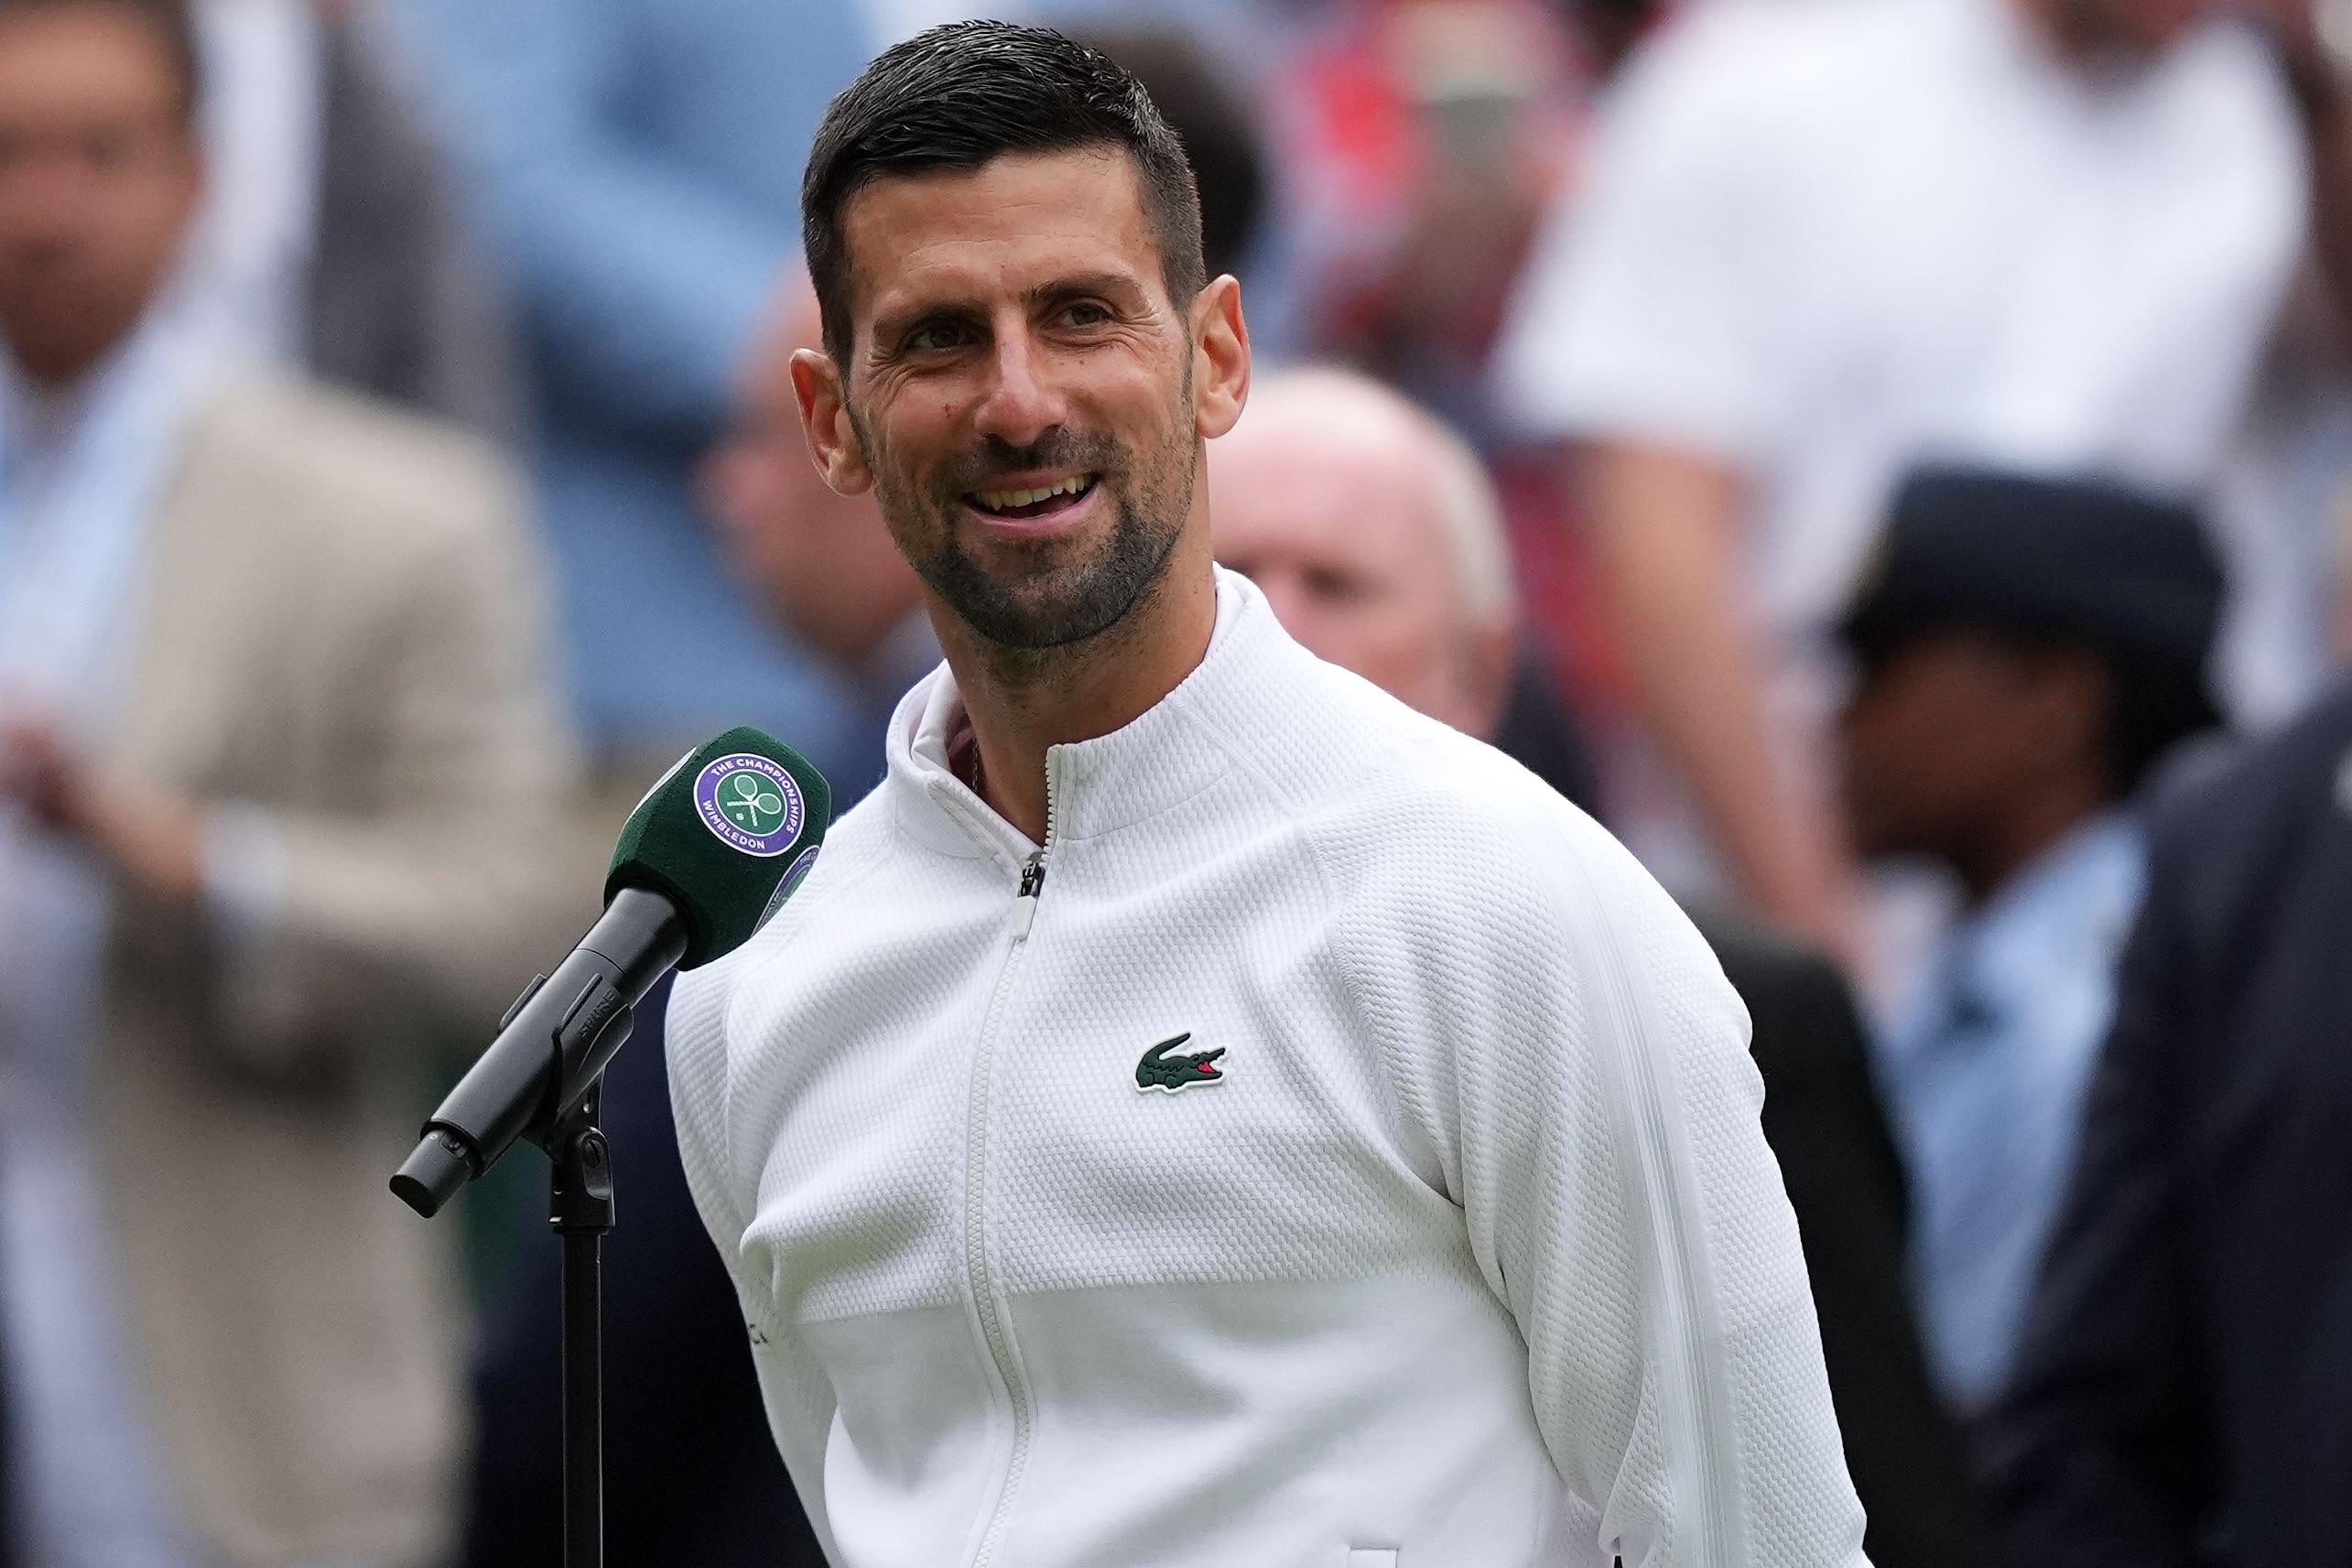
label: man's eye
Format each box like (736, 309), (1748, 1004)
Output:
(905, 321), (968, 352)
(1057, 301), (1111, 329)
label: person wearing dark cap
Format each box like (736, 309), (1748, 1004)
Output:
(1834, 465), (2226, 1421)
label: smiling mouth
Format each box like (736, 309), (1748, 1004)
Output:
(966, 473), (1098, 520)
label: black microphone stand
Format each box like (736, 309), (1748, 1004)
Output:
(548, 1082), (616, 1568)
(392, 890), (688, 1568)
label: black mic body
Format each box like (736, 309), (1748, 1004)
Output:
(392, 727), (831, 1217)
(391, 889), (685, 1217)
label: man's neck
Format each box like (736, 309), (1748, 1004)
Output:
(937, 532), (1219, 845)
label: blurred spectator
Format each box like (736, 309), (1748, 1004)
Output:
(1282, 0), (1582, 441)
(1209, 366), (1599, 809)
(1987, 672), (2352, 1565)
(1495, 0), (2344, 957)
(186, 0), (521, 435)
(386, 0), (875, 777)
(1836, 470), (2225, 1416)
(0, 0), (581, 1561)
(459, 286), (929, 1568)
(1209, 367), (1990, 1568)
(701, 283), (932, 801)
(1211, 370), (1520, 738)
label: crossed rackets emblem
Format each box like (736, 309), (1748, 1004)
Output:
(720, 770), (787, 833)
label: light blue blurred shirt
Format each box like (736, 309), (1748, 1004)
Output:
(1870, 811), (2145, 1413)
(385, 0), (886, 774)
(0, 323), (219, 1568)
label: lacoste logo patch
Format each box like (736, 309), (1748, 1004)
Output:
(1135, 1032), (1225, 1093)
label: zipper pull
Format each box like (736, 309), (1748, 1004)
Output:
(1012, 850), (1046, 939)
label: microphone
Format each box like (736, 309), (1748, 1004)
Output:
(391, 726), (830, 1217)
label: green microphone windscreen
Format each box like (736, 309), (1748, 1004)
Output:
(605, 726), (832, 968)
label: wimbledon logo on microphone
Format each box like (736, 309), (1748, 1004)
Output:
(693, 753), (807, 857)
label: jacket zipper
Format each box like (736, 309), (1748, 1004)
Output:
(963, 754), (1060, 1567)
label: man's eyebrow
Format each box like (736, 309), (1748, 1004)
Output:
(1025, 273), (1144, 306)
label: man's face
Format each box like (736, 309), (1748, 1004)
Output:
(1210, 423), (1503, 737)
(811, 148), (1209, 652)
(1837, 629), (2105, 864)
(0, 4), (199, 384)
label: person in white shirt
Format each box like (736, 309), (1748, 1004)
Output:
(668, 22), (1868, 1566)
(1493, 0), (2352, 959)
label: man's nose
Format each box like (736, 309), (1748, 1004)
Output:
(971, 330), (1068, 450)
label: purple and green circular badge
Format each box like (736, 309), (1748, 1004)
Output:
(693, 753), (807, 856)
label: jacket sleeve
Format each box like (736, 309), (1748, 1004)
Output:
(666, 961), (847, 1565)
(1981, 828), (2211, 1565)
(1355, 795), (1870, 1566)
(190, 451), (597, 1074)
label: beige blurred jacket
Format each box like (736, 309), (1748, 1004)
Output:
(83, 374), (591, 1567)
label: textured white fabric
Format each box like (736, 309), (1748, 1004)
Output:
(670, 568), (1868, 1567)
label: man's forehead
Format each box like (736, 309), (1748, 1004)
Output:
(839, 146), (1165, 320)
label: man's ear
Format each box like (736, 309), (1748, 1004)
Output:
(790, 348), (874, 495)
(1190, 275), (1251, 441)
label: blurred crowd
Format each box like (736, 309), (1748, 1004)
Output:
(4, 0), (2352, 1563)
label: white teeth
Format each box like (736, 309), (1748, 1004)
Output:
(974, 474), (1094, 512)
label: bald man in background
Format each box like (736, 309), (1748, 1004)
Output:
(1209, 369), (1995, 1568)
(1211, 369), (1599, 810)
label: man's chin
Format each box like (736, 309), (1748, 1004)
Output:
(929, 552), (1165, 654)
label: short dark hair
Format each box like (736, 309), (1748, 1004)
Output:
(0, 0), (202, 124)
(802, 21), (1207, 367)
(1841, 466), (2225, 798)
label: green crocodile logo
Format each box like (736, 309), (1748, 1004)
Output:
(1135, 1033), (1225, 1093)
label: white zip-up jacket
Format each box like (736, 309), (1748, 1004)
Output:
(670, 570), (1870, 1568)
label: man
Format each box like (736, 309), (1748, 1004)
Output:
(671, 24), (1866, 1566)
(1212, 368), (1993, 1568)
(1209, 366), (1600, 809)
(1987, 675), (2352, 1563)
(189, 0), (523, 438)
(1835, 469), (2225, 1417)
(1494, 0), (2343, 956)
(1209, 369), (1520, 740)
(0, 0), (580, 1563)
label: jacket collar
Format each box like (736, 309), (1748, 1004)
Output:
(883, 567), (1295, 866)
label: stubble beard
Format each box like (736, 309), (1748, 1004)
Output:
(852, 379), (1196, 659)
